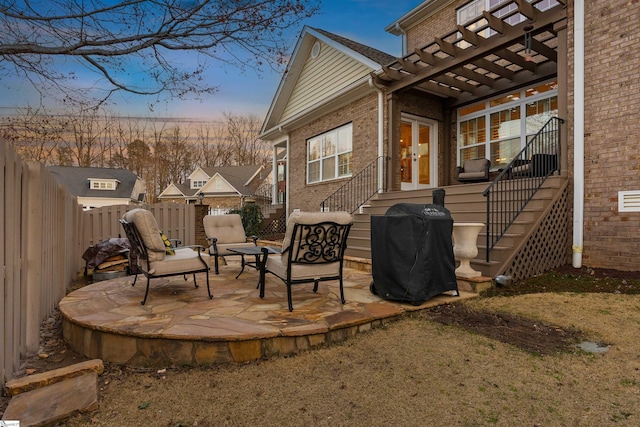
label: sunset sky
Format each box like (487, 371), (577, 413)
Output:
(0, 0), (423, 120)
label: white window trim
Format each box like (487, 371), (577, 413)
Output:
(457, 0), (558, 26)
(89, 178), (118, 190)
(306, 123), (353, 184)
(191, 180), (206, 189)
(456, 80), (558, 168)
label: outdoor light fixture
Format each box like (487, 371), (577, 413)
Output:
(198, 192), (204, 205)
(523, 24), (534, 61)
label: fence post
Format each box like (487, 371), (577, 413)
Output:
(25, 163), (43, 352)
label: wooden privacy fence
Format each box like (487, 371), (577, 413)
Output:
(82, 203), (195, 250)
(1, 144), (84, 388)
(1, 142), (195, 387)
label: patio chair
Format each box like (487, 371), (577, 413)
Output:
(120, 208), (212, 305)
(456, 158), (491, 183)
(203, 214), (258, 274)
(258, 211), (353, 311)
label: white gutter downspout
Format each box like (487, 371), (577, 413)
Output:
(573, 0), (585, 268)
(369, 76), (385, 193)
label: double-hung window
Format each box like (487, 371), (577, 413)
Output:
(307, 123), (353, 184)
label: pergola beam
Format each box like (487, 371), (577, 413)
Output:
(384, 4), (566, 94)
(515, 0), (539, 20)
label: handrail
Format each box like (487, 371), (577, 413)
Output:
(320, 156), (389, 213)
(482, 117), (564, 262)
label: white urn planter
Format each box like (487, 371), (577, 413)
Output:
(452, 222), (484, 278)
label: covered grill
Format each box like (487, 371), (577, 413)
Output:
(370, 203), (458, 305)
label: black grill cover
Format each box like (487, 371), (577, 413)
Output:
(370, 203), (458, 305)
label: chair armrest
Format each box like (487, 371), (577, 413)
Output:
(249, 235), (259, 245)
(169, 238), (182, 247)
(205, 237), (218, 254)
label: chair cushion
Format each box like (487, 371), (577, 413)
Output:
(123, 209), (166, 262)
(463, 158), (488, 173)
(203, 214), (247, 244)
(265, 256), (340, 281)
(144, 248), (210, 276)
(458, 171), (487, 179)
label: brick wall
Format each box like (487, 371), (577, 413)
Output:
(570, 0), (640, 270)
(405, 0), (466, 50)
(288, 94), (382, 213)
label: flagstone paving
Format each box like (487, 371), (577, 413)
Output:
(59, 260), (477, 368)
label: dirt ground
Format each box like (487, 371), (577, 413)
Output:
(3, 264), (640, 426)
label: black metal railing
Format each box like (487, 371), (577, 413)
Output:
(483, 117), (564, 262)
(320, 156), (389, 213)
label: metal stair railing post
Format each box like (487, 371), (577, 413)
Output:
(483, 117), (564, 262)
(320, 156), (389, 213)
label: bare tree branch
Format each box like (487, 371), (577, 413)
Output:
(0, 0), (319, 105)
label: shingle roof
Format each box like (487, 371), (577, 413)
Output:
(312, 28), (395, 66)
(48, 166), (141, 199)
(203, 165), (265, 196)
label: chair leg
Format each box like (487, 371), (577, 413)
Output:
(339, 277), (346, 304)
(192, 273), (198, 288)
(214, 255), (219, 275)
(141, 277), (151, 305)
(131, 274), (138, 287)
(287, 283), (294, 312)
(313, 280), (319, 292)
(206, 270), (213, 299)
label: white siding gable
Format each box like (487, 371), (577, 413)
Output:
(158, 183), (184, 197)
(281, 41), (374, 122)
(188, 168), (210, 183)
(201, 175), (237, 194)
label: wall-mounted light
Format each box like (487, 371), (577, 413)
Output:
(198, 192), (204, 205)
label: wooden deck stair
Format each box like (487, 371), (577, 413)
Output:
(346, 176), (568, 278)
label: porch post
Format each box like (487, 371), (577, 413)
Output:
(442, 105), (453, 185)
(271, 145), (277, 205)
(387, 92), (400, 191)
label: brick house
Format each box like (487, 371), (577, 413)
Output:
(157, 165), (270, 211)
(259, 0), (640, 276)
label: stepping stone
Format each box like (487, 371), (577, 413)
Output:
(2, 359), (103, 426)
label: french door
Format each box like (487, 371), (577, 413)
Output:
(400, 115), (438, 190)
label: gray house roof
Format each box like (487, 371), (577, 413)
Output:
(312, 28), (395, 66)
(201, 165), (267, 196)
(48, 166), (143, 200)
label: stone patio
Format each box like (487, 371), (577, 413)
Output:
(59, 258), (478, 368)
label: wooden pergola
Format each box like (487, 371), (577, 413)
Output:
(374, 0), (568, 187)
(373, 0), (567, 106)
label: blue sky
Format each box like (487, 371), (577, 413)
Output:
(0, 0), (424, 119)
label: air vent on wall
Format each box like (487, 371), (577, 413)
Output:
(618, 190), (640, 212)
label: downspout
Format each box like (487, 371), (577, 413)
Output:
(395, 22), (407, 56)
(572, 0), (585, 268)
(369, 76), (385, 193)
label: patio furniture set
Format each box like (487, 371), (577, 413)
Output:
(120, 209), (353, 311)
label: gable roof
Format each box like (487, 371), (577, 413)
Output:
(48, 166), (142, 200)
(312, 28), (395, 66)
(159, 165), (267, 199)
(260, 26), (394, 140)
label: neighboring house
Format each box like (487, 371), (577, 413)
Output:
(260, 0), (640, 275)
(48, 166), (146, 210)
(158, 165), (270, 210)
